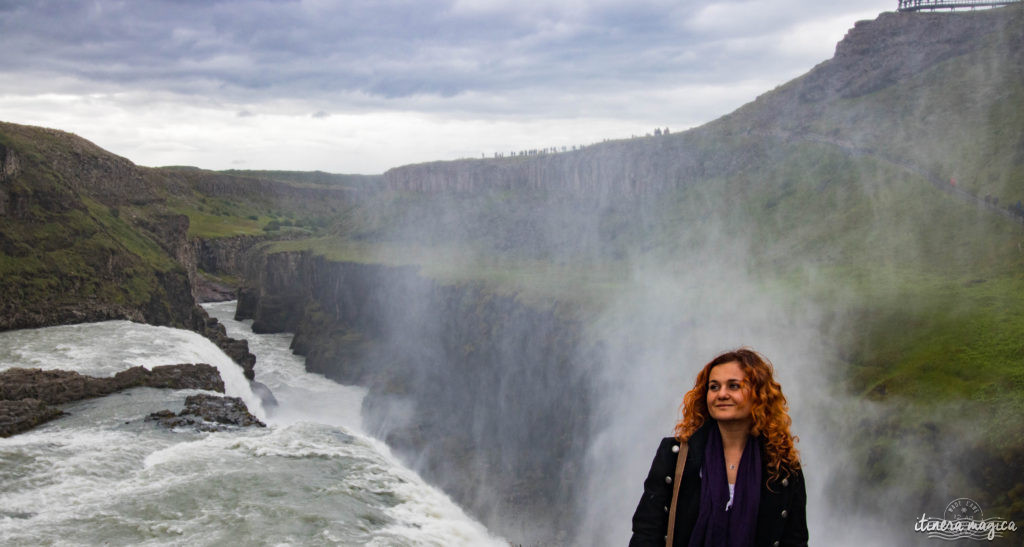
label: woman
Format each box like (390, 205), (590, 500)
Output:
(629, 348), (808, 547)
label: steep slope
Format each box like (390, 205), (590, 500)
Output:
(721, 7), (1024, 206)
(0, 123), (192, 328)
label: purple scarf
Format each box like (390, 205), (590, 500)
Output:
(687, 425), (761, 547)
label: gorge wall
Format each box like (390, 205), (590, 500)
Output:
(235, 250), (597, 545)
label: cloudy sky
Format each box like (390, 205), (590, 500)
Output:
(0, 0), (894, 174)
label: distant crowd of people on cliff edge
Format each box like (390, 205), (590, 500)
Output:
(483, 127), (672, 160)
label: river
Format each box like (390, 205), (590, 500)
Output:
(0, 301), (504, 546)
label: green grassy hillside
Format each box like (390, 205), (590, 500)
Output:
(0, 122), (360, 328)
(0, 124), (187, 327)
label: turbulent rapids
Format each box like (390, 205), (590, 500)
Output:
(0, 302), (503, 546)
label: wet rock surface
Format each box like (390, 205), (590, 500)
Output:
(147, 394), (265, 431)
(0, 364), (224, 403)
(191, 311), (256, 380)
(0, 398), (65, 438)
(0, 364), (225, 437)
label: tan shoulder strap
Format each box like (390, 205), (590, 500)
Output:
(665, 441), (689, 547)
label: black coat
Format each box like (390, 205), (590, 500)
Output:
(629, 423), (808, 547)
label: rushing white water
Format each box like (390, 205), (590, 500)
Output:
(202, 302), (364, 430)
(0, 303), (505, 546)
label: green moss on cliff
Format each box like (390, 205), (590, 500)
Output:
(0, 194), (183, 324)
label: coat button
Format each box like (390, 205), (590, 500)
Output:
(665, 475), (673, 484)
(781, 478), (788, 487)
(781, 509), (788, 518)
(672, 444), (680, 453)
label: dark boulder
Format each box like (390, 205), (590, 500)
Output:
(146, 394), (265, 431)
(115, 364), (226, 392)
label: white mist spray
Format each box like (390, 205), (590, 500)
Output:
(574, 253), (908, 545)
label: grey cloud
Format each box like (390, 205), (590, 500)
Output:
(0, 0), (894, 118)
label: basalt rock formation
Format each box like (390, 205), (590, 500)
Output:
(0, 363), (226, 437)
(147, 393), (265, 431)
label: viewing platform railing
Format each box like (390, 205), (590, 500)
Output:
(898, 0), (1020, 11)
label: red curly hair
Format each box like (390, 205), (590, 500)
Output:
(674, 348), (800, 484)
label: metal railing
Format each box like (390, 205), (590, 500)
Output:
(897, 0), (1020, 11)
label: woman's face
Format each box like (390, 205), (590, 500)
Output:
(706, 361), (753, 424)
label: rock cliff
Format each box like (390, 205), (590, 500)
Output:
(383, 134), (710, 197)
